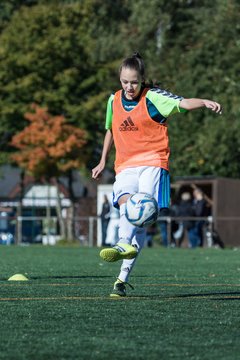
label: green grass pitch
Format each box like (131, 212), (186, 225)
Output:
(0, 245), (239, 360)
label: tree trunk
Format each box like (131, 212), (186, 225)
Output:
(66, 204), (74, 241)
(55, 178), (67, 239)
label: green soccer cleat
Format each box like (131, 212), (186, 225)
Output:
(99, 243), (137, 262)
(110, 279), (134, 298)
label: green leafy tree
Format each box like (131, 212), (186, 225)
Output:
(162, 0), (240, 178)
(0, 0), (129, 168)
(0, 0), (39, 33)
(1, 0), (240, 179)
(125, 0), (240, 178)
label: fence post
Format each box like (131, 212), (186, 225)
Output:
(206, 216), (213, 247)
(17, 216), (22, 245)
(88, 216), (94, 247)
(166, 216), (172, 245)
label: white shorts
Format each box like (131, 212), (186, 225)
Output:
(112, 166), (170, 209)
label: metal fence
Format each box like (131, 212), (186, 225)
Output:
(0, 214), (239, 247)
(0, 215), (99, 246)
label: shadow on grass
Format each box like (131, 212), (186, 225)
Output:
(147, 291), (240, 301)
(0, 275), (115, 281)
(30, 275), (114, 280)
(127, 291), (240, 301)
(173, 291), (240, 301)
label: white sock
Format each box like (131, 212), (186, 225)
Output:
(118, 227), (146, 282)
(117, 203), (137, 245)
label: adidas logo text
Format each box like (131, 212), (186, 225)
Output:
(119, 116), (138, 131)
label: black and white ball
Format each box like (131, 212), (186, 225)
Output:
(126, 193), (159, 227)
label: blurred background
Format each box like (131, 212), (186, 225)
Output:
(0, 0), (239, 247)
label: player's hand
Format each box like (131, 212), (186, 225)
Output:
(203, 100), (222, 114)
(92, 162), (105, 180)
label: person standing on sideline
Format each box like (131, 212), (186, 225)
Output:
(100, 194), (111, 246)
(92, 53), (222, 297)
(177, 191), (200, 248)
(192, 187), (211, 247)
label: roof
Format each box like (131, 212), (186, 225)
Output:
(0, 165), (21, 197)
(0, 164), (87, 200)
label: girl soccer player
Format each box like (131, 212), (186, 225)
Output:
(92, 53), (222, 297)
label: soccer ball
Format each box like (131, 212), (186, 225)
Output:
(126, 193), (159, 227)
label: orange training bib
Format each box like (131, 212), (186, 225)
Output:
(112, 89), (170, 174)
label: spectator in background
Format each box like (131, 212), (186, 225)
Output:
(178, 192), (200, 248)
(168, 201), (182, 247)
(145, 222), (157, 247)
(100, 194), (111, 246)
(192, 188), (208, 247)
(157, 200), (181, 247)
(158, 208), (169, 247)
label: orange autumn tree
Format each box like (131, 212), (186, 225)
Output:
(11, 104), (87, 240)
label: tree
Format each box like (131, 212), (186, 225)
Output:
(124, 0), (240, 178)
(162, 0), (240, 178)
(0, 0), (129, 169)
(1, 0), (240, 179)
(11, 104), (86, 240)
(0, 0), (39, 33)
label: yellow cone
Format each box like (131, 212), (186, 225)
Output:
(8, 274), (29, 281)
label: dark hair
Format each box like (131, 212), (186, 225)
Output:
(119, 52), (145, 81)
(119, 53), (163, 89)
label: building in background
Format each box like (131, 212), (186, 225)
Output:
(173, 176), (240, 248)
(0, 164), (96, 244)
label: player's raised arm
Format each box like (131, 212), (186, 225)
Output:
(92, 129), (113, 180)
(180, 98), (222, 114)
